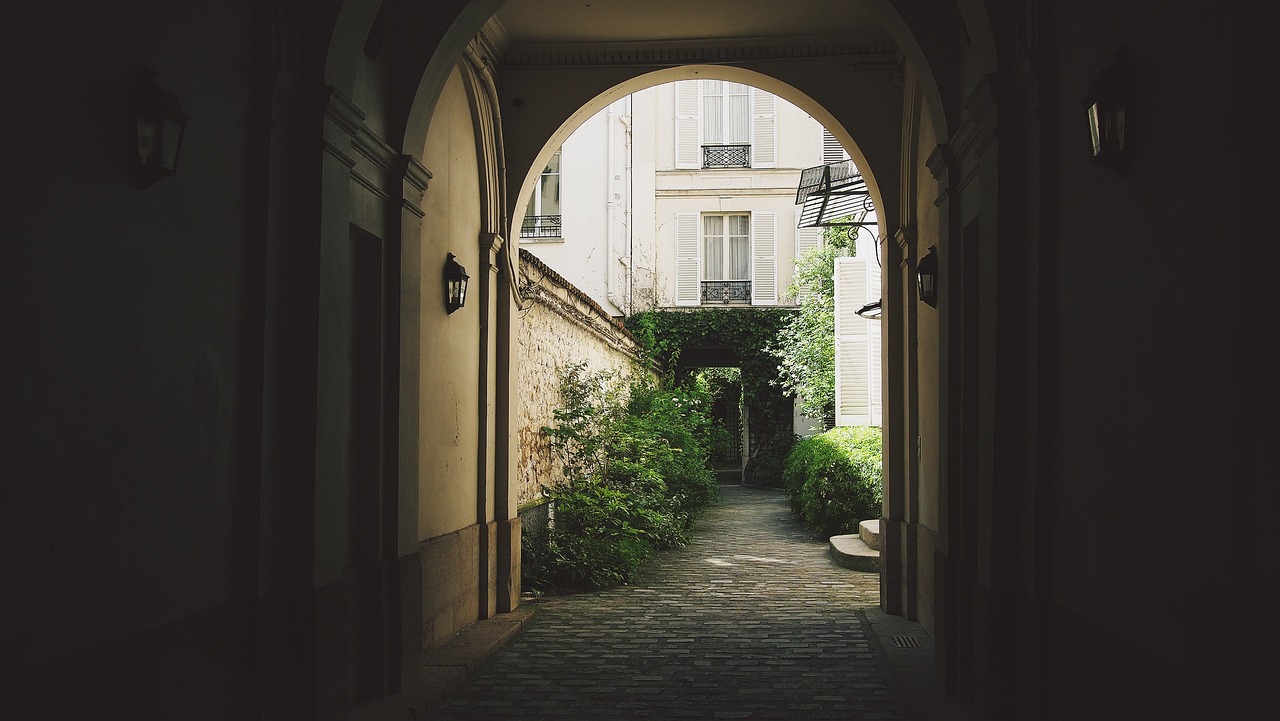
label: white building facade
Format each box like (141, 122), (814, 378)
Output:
(520, 80), (881, 427)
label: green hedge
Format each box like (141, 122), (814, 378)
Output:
(782, 426), (883, 538)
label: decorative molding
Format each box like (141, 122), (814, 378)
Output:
(354, 126), (397, 172)
(477, 16), (511, 62)
(322, 86), (366, 138)
(393, 154), (432, 219)
(483, 232), (505, 272)
(925, 143), (954, 181)
(894, 225), (916, 258)
(502, 34), (897, 68)
(926, 143), (956, 209)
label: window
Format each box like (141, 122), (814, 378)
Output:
(701, 213), (751, 303)
(701, 81), (751, 168)
(674, 80), (775, 170)
(521, 150), (561, 238)
(675, 211), (777, 307)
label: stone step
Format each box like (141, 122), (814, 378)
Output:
(829, 533), (880, 572)
(859, 519), (881, 551)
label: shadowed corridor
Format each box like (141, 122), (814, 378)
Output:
(428, 486), (959, 720)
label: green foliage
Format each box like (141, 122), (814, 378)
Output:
(768, 226), (858, 421)
(782, 425), (883, 538)
(524, 362), (721, 592)
(624, 308), (797, 485)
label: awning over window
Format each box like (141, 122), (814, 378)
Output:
(795, 159), (876, 228)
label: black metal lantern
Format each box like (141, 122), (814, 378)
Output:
(1081, 49), (1129, 175)
(135, 66), (188, 188)
(917, 246), (938, 307)
(444, 253), (469, 314)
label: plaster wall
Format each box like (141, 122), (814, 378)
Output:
(1, 1), (260, 711)
(417, 67), (484, 542)
(911, 85), (943, 635)
(1041, 4), (1240, 712)
(914, 101), (942, 535)
(518, 101), (620, 314)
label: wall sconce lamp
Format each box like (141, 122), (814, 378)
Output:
(444, 253), (469, 314)
(1081, 48), (1129, 175)
(917, 246), (938, 307)
(136, 66), (188, 188)
(855, 299), (882, 320)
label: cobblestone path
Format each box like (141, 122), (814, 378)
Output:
(431, 485), (900, 720)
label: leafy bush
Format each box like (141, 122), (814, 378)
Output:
(523, 363), (721, 592)
(744, 430), (796, 488)
(782, 425), (882, 538)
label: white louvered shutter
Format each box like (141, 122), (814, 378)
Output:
(834, 255), (871, 426)
(675, 212), (701, 305)
(675, 81), (701, 169)
(794, 209), (822, 256)
(751, 211), (777, 305)
(864, 234), (882, 425)
(751, 89), (776, 169)
(822, 128), (849, 164)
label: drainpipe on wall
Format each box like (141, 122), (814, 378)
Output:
(623, 94), (634, 316)
(605, 99), (630, 316)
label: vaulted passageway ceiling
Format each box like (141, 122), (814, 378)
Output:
(483, 0), (908, 240)
(493, 0), (890, 46)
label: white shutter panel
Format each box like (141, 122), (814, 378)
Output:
(864, 234), (882, 425)
(822, 128), (849, 164)
(675, 81), (701, 169)
(675, 212), (701, 305)
(751, 88), (776, 169)
(794, 209), (822, 257)
(835, 255), (873, 426)
(751, 211), (777, 305)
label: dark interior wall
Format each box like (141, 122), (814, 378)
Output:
(2, 1), (264, 713)
(1043, 1), (1243, 715)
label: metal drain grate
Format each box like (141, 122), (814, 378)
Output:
(890, 635), (923, 648)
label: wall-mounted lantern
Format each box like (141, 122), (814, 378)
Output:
(135, 66), (188, 188)
(917, 246), (938, 307)
(444, 253), (469, 314)
(1081, 48), (1129, 175)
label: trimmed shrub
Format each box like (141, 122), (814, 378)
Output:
(782, 426), (882, 538)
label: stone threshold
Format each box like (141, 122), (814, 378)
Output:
(348, 609), (534, 720)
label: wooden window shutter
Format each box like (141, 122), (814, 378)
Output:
(675, 81), (701, 169)
(822, 128), (849, 164)
(751, 88), (776, 168)
(834, 249), (881, 426)
(751, 211), (777, 305)
(675, 212), (701, 305)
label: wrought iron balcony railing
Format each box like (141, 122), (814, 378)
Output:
(701, 280), (751, 304)
(702, 144), (751, 168)
(520, 215), (562, 238)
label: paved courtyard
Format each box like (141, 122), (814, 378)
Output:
(430, 485), (906, 720)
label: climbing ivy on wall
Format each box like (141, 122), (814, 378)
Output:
(625, 308), (798, 487)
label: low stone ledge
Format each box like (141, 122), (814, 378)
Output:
(829, 533), (880, 572)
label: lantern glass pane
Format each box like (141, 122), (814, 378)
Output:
(1087, 103), (1102, 156)
(160, 116), (183, 170)
(138, 116), (158, 165)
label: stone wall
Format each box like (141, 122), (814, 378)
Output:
(516, 249), (651, 508)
